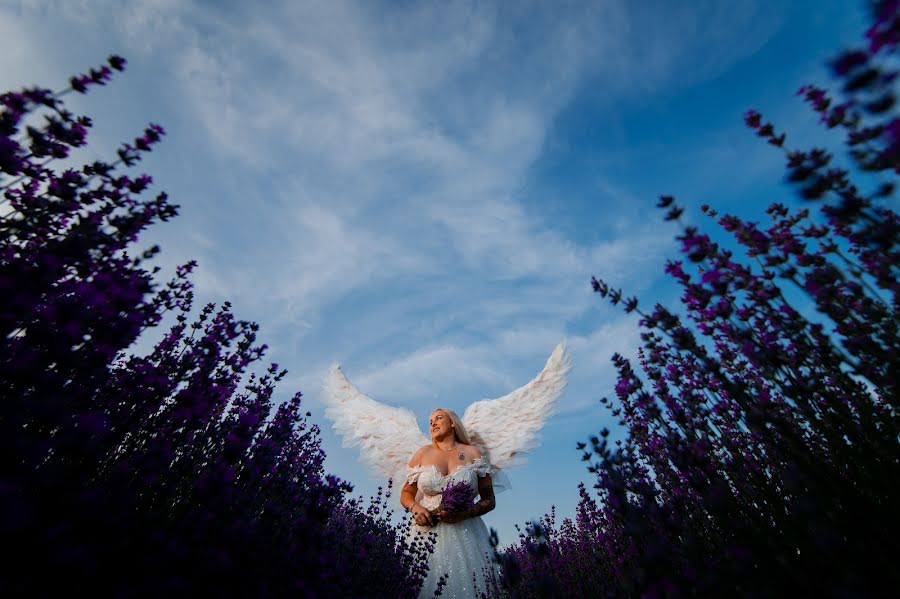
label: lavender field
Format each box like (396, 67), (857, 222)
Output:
(1, 1), (897, 597)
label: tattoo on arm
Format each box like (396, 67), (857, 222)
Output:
(466, 485), (496, 518)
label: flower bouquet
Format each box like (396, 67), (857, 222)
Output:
(432, 479), (476, 522)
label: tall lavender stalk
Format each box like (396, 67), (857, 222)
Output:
(497, 2), (900, 597)
(0, 58), (429, 597)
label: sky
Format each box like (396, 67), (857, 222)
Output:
(0, 0), (870, 545)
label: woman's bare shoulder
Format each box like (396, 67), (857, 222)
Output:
(408, 444), (434, 466)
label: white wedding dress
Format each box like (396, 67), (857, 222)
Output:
(407, 458), (501, 599)
(321, 345), (571, 597)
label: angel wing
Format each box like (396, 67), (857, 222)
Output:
(322, 364), (430, 485)
(463, 342), (571, 471)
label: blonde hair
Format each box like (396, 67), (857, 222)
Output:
(431, 408), (472, 445)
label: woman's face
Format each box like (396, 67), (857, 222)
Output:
(429, 410), (453, 440)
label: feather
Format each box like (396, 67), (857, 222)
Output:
(462, 342), (571, 470)
(321, 363), (429, 485)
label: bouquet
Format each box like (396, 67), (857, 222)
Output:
(432, 480), (476, 521)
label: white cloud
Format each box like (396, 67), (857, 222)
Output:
(0, 0), (791, 543)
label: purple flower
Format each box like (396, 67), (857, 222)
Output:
(0, 134), (25, 174)
(438, 480), (476, 514)
(0, 56), (434, 598)
(108, 55), (127, 71)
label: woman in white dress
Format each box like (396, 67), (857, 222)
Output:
(401, 409), (498, 599)
(321, 343), (571, 599)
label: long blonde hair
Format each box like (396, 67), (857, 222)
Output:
(431, 408), (472, 445)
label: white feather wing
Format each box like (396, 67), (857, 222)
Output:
(322, 364), (429, 484)
(462, 343), (571, 470)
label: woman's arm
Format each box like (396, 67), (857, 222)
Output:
(400, 480), (417, 511)
(468, 474), (496, 518)
(401, 480), (434, 526)
(402, 447), (435, 526)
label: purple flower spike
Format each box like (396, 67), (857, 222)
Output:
(522, 4), (900, 597)
(108, 55), (127, 71)
(0, 57), (432, 598)
(438, 480), (476, 515)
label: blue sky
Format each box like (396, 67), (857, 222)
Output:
(0, 0), (869, 544)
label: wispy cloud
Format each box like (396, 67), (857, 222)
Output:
(0, 0), (800, 540)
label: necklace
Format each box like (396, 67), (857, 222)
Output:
(434, 441), (465, 462)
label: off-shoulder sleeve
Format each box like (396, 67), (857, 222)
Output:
(471, 457), (511, 492)
(406, 465), (429, 485)
(471, 457), (492, 477)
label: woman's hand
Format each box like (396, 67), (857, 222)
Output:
(436, 509), (469, 524)
(411, 504), (435, 527)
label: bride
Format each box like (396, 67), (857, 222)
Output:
(402, 408), (498, 598)
(322, 343), (570, 599)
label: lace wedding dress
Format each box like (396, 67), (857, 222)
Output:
(407, 458), (500, 599)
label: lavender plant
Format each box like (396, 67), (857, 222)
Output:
(498, 1), (899, 597)
(436, 479), (477, 519)
(0, 58), (428, 597)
